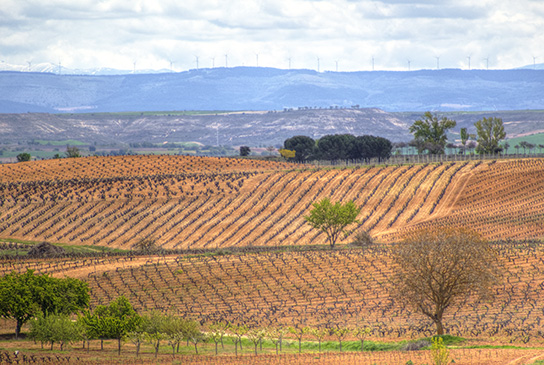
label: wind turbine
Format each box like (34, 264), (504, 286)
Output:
(133, 60), (136, 74)
(335, 60), (338, 72)
(483, 57), (489, 70)
(467, 55), (471, 70)
(317, 57), (320, 72)
(287, 57), (292, 70)
(225, 54), (228, 68)
(195, 55), (199, 69)
(407, 59), (411, 71)
(533, 56), (538, 70)
(255, 53), (259, 67)
(27, 61), (32, 72)
(211, 57), (215, 68)
(435, 56), (440, 70)
(372, 56), (375, 71)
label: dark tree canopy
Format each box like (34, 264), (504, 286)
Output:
(352, 135), (392, 162)
(16, 153), (31, 162)
(283, 133), (392, 162)
(284, 135), (316, 161)
(390, 228), (502, 335)
(316, 134), (356, 161)
(239, 146), (251, 156)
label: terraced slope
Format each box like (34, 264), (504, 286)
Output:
(0, 156), (543, 249)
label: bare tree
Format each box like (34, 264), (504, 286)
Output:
(390, 228), (502, 335)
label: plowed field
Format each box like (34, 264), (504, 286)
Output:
(1, 156), (543, 248)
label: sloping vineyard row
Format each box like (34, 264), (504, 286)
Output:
(0, 155), (295, 183)
(2, 157), (544, 248)
(398, 159), (544, 241)
(79, 246), (544, 342)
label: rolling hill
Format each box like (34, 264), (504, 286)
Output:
(0, 155), (543, 250)
(1, 154), (544, 361)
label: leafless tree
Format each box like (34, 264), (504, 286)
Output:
(390, 228), (502, 335)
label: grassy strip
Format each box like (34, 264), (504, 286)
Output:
(34, 139), (86, 146)
(0, 238), (129, 256)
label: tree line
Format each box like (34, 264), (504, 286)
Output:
(280, 113), (514, 162)
(409, 112), (507, 155)
(282, 134), (393, 162)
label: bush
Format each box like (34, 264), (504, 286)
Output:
(132, 238), (157, 252)
(351, 230), (374, 250)
(401, 340), (431, 351)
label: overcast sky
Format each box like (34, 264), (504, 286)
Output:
(1, 0), (543, 72)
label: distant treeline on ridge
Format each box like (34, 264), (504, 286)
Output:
(283, 134), (392, 162)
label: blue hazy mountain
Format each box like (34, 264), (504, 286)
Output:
(0, 67), (543, 113)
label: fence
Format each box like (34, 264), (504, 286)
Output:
(305, 153), (544, 167)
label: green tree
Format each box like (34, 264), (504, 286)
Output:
(142, 311), (167, 358)
(475, 117), (506, 154)
(352, 324), (372, 352)
(409, 112), (457, 154)
(288, 325), (309, 354)
(390, 228), (502, 335)
(185, 321), (206, 354)
(230, 324), (249, 356)
(29, 314), (83, 350)
(65, 146), (81, 158)
(239, 146), (251, 156)
(16, 153), (31, 162)
(284, 135), (316, 161)
(310, 326), (328, 352)
(125, 324), (146, 357)
(0, 270), (89, 338)
(93, 296), (141, 355)
(265, 326), (288, 354)
(460, 127), (469, 154)
(247, 327), (266, 355)
(305, 198), (360, 248)
(208, 323), (226, 355)
(163, 315), (193, 356)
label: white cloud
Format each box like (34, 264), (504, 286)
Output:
(0, 0), (542, 71)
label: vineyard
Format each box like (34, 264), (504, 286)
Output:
(2, 242), (544, 342)
(2, 155), (544, 363)
(1, 155), (544, 250)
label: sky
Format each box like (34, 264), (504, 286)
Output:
(1, 0), (543, 72)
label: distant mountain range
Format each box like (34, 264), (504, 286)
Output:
(1, 65), (543, 113)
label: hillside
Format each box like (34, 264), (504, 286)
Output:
(0, 155), (543, 250)
(2, 243), (543, 343)
(1, 67), (543, 113)
(2, 109), (544, 148)
(0, 108), (411, 146)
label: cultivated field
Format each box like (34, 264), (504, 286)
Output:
(2, 155), (544, 363)
(1, 156), (544, 249)
(2, 242), (544, 341)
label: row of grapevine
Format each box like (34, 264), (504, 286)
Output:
(72, 244), (544, 341)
